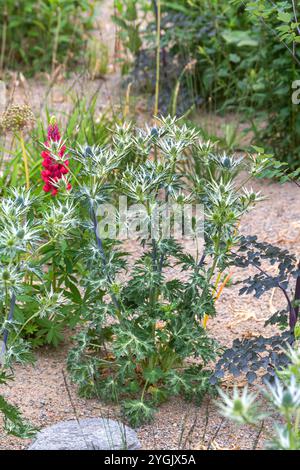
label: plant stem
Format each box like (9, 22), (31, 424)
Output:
(294, 409), (300, 437)
(61, 160), (81, 186)
(19, 131), (30, 190)
(0, 6), (7, 74)
(233, 250), (296, 331)
(1, 292), (16, 355)
(252, 420), (264, 450)
(90, 203), (121, 317)
(154, 0), (161, 117)
(52, 257), (56, 292)
(141, 379), (149, 402)
(150, 238), (158, 311)
(52, 7), (62, 77)
(154, 143), (157, 164)
(293, 263), (300, 323)
(10, 311), (39, 346)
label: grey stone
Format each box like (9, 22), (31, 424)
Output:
(28, 418), (141, 450)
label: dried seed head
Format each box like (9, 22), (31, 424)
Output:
(184, 59), (197, 72)
(0, 104), (35, 133)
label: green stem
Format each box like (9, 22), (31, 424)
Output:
(154, 143), (157, 164)
(0, 6), (7, 73)
(154, 0), (161, 117)
(9, 311), (39, 347)
(209, 237), (220, 282)
(52, 7), (62, 76)
(52, 256), (56, 292)
(19, 131), (30, 190)
(294, 408), (300, 437)
(90, 203), (121, 320)
(141, 379), (149, 402)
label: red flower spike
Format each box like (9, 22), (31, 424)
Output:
(47, 123), (61, 142)
(41, 118), (71, 196)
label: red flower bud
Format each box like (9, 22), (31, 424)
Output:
(41, 120), (72, 196)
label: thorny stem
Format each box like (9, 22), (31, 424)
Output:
(154, 143), (157, 164)
(158, 253), (164, 273)
(150, 237), (158, 316)
(1, 292), (16, 356)
(293, 263), (300, 323)
(197, 252), (206, 269)
(154, 0), (161, 117)
(52, 256), (57, 292)
(90, 203), (121, 317)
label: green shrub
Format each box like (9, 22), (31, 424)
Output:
(119, 0), (300, 169)
(0, 114), (282, 432)
(66, 116), (267, 426)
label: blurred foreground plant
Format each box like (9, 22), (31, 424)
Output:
(212, 159), (300, 384)
(218, 346), (300, 450)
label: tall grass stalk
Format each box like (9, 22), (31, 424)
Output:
(0, 6), (7, 75)
(19, 131), (30, 189)
(52, 7), (62, 77)
(154, 0), (161, 117)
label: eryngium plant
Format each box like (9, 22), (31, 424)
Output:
(66, 116), (267, 426)
(0, 188), (39, 437)
(0, 187), (78, 437)
(218, 346), (300, 450)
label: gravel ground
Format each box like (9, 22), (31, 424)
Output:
(1, 0), (300, 452)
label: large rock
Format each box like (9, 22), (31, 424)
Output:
(28, 418), (141, 450)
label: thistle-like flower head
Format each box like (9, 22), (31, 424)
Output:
(218, 386), (259, 425)
(265, 376), (300, 411)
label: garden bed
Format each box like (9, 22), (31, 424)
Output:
(1, 0), (300, 452)
(1, 175), (298, 450)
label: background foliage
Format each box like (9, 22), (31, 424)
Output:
(117, 0), (300, 168)
(0, 0), (95, 74)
